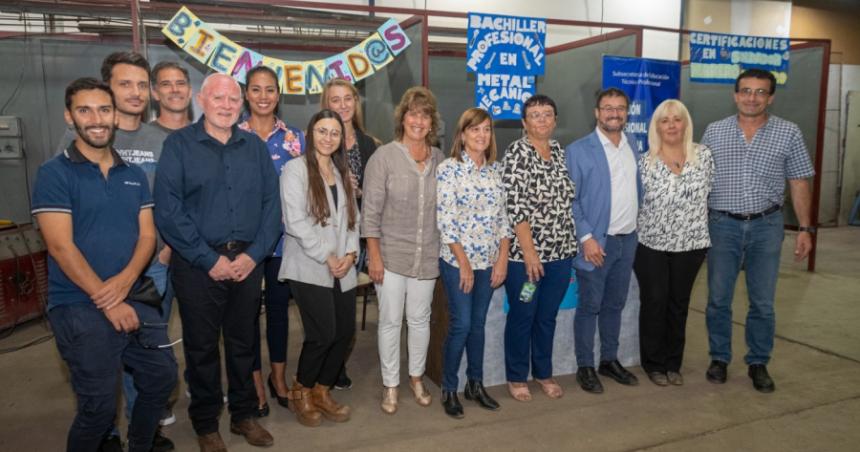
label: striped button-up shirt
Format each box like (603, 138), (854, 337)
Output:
(701, 114), (814, 214)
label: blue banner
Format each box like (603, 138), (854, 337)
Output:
(466, 12), (546, 75)
(689, 31), (789, 85)
(475, 73), (535, 120)
(602, 55), (681, 153)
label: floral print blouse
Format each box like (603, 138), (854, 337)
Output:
(637, 144), (714, 252)
(238, 116), (305, 257)
(436, 152), (512, 270)
(502, 136), (577, 262)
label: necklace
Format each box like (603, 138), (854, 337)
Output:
(411, 145), (429, 164)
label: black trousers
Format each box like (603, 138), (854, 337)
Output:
(633, 244), (707, 373)
(288, 279), (356, 388)
(172, 252), (262, 435)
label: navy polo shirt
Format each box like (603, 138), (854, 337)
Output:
(31, 142), (153, 309)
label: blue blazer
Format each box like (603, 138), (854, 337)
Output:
(564, 130), (642, 272)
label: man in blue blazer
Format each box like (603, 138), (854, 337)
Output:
(565, 87), (642, 394)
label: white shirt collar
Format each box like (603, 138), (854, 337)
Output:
(595, 126), (628, 150)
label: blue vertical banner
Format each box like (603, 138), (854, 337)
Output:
(689, 31), (789, 85)
(602, 55), (681, 153)
(467, 12), (546, 120)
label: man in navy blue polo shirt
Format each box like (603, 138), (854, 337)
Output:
(154, 73), (280, 451)
(32, 77), (177, 452)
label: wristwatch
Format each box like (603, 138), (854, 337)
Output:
(797, 226), (816, 234)
(345, 251), (358, 261)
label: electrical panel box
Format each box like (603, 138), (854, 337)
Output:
(0, 116), (23, 159)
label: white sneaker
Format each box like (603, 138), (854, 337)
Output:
(159, 412), (176, 426)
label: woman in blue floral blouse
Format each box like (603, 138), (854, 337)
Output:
(237, 65), (305, 416)
(436, 108), (511, 418)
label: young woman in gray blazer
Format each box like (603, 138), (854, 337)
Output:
(279, 109), (360, 427)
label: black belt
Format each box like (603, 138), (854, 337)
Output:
(717, 205), (781, 221)
(215, 240), (249, 253)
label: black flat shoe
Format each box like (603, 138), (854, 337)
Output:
(576, 367), (604, 394)
(748, 364), (775, 393)
(334, 367), (353, 390)
(464, 379), (500, 411)
(441, 391), (464, 419)
(267, 374), (290, 408)
(256, 401), (270, 417)
(706, 360), (728, 384)
(598, 360), (639, 386)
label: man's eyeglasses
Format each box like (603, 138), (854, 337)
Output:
(598, 106), (628, 114)
(129, 322), (182, 350)
(737, 87), (770, 98)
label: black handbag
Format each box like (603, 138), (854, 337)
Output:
(127, 276), (163, 311)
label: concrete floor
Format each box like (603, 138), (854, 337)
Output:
(1, 227), (858, 452)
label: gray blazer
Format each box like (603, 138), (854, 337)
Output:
(278, 156), (360, 290)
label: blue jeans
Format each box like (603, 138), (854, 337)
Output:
(123, 261), (175, 423)
(706, 209), (784, 365)
(439, 259), (494, 392)
(49, 301), (177, 452)
(574, 232), (637, 367)
(504, 257), (573, 382)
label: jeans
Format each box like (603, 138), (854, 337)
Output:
(504, 257), (573, 382)
(253, 257), (292, 372)
(574, 232), (637, 368)
(49, 302), (177, 452)
(706, 209), (784, 365)
(633, 244), (707, 373)
(439, 259), (494, 392)
(123, 260), (175, 424)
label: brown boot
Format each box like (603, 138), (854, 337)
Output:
(288, 379), (322, 427)
(229, 417), (274, 447)
(197, 432), (227, 452)
(311, 383), (351, 422)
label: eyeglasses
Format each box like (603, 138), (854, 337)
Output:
(738, 87), (770, 98)
(314, 127), (342, 140)
(129, 322), (182, 350)
(598, 106), (628, 113)
(526, 111), (555, 121)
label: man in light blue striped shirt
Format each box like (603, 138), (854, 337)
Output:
(701, 68), (815, 394)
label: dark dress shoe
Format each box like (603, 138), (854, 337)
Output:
(230, 418), (274, 447)
(748, 364), (775, 393)
(598, 360), (639, 386)
(98, 434), (123, 452)
(151, 427), (175, 452)
(267, 374), (290, 408)
(576, 367), (604, 394)
(197, 432), (227, 452)
(441, 391), (464, 419)
(464, 379), (500, 411)
(706, 360), (728, 384)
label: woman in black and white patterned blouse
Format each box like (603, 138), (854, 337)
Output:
(501, 95), (577, 402)
(633, 99), (714, 387)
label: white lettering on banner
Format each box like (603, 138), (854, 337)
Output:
(467, 30), (544, 71)
(469, 15), (546, 33)
(690, 32), (788, 51)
